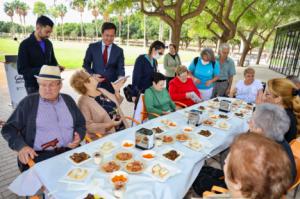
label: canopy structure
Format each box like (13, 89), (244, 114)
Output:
(269, 21), (300, 76)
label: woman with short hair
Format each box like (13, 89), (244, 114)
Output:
(144, 72), (176, 119)
(163, 44), (181, 89)
(169, 66), (202, 106)
(231, 67), (263, 103)
(188, 48), (220, 100)
(70, 70), (129, 139)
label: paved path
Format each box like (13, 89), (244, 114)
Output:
(1, 63), (295, 199)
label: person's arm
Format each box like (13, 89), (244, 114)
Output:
(144, 89), (163, 115)
(117, 48), (125, 78)
(82, 44), (94, 74)
(226, 60), (236, 95)
(169, 81), (187, 101)
(191, 80), (202, 99)
(206, 61), (220, 86)
(132, 57), (142, 97)
(166, 91), (176, 111)
(163, 55), (175, 73)
(69, 98), (86, 141)
(229, 87), (237, 98)
(188, 59), (201, 84)
(17, 41), (30, 75)
(177, 54), (182, 65)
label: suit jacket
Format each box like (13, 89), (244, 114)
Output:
(83, 41), (125, 82)
(17, 32), (58, 87)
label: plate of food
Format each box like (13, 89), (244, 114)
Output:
(141, 150), (156, 161)
(182, 126), (194, 133)
(160, 119), (171, 125)
(99, 141), (117, 154)
(152, 126), (166, 135)
(78, 190), (116, 199)
(202, 119), (215, 127)
(110, 171), (129, 191)
(124, 160), (145, 174)
(100, 160), (121, 173)
(144, 160), (181, 182)
(198, 129), (213, 138)
(209, 114), (219, 120)
(121, 140), (134, 149)
(68, 152), (91, 165)
(160, 135), (175, 144)
(234, 112), (246, 119)
(198, 105), (206, 111)
(183, 139), (203, 151)
(114, 151), (133, 163)
(167, 121), (177, 128)
(61, 167), (95, 185)
(214, 121), (231, 130)
(161, 148), (184, 162)
(175, 133), (190, 142)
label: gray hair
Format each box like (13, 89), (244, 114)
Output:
(219, 43), (230, 51)
(200, 48), (214, 61)
(252, 103), (290, 142)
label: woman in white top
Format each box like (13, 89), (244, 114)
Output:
(230, 67), (263, 103)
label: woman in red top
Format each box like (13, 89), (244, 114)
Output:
(169, 66), (202, 106)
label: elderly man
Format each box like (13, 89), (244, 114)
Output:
(212, 43), (236, 97)
(1, 65), (86, 171)
(249, 103), (296, 183)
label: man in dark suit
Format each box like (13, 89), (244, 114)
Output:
(17, 15), (64, 94)
(83, 22), (125, 93)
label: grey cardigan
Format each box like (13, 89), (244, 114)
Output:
(1, 93), (86, 152)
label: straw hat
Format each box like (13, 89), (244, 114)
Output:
(34, 65), (63, 80)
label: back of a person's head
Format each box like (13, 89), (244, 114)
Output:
(36, 15), (54, 27)
(152, 72), (166, 84)
(226, 133), (292, 199)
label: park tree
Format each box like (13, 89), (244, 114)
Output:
(56, 4), (67, 41)
(88, 0), (106, 39)
(14, 0), (29, 35)
(33, 1), (47, 16)
(49, 5), (59, 39)
(140, 0), (207, 51)
(4, 1), (15, 36)
(19, 2), (29, 35)
(71, 0), (87, 41)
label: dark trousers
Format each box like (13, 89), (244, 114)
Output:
(25, 86), (39, 95)
(166, 77), (174, 90)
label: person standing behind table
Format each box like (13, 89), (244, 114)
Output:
(188, 48), (220, 100)
(212, 43), (236, 97)
(163, 44), (181, 89)
(83, 22), (125, 94)
(132, 40), (166, 103)
(17, 15), (64, 94)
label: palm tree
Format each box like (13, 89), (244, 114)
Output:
(49, 6), (59, 39)
(14, 0), (24, 34)
(19, 2), (29, 35)
(71, 0), (87, 42)
(4, 2), (15, 37)
(56, 4), (67, 41)
(88, 0), (100, 40)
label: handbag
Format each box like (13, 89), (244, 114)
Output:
(123, 84), (134, 102)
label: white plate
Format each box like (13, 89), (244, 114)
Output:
(121, 140), (135, 150)
(99, 141), (118, 154)
(182, 139), (204, 152)
(77, 189), (116, 199)
(152, 126), (167, 136)
(60, 167), (95, 185)
(182, 126), (194, 133)
(144, 160), (181, 182)
(196, 129), (214, 139)
(213, 121), (231, 131)
(160, 147), (184, 162)
(67, 152), (92, 166)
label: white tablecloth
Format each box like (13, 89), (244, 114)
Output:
(9, 98), (249, 199)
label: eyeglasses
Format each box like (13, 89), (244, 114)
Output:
(158, 52), (164, 55)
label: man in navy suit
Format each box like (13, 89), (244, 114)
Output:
(83, 22), (125, 93)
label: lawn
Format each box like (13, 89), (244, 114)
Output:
(0, 38), (199, 69)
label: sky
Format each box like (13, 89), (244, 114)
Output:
(0, 0), (102, 26)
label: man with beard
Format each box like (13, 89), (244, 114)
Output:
(17, 15), (64, 94)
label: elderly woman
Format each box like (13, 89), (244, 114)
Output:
(230, 67), (263, 103)
(216, 133), (292, 199)
(169, 66), (202, 106)
(164, 44), (181, 89)
(188, 48), (220, 100)
(256, 78), (300, 142)
(144, 72), (176, 119)
(249, 103), (296, 182)
(132, 40), (166, 103)
(70, 70), (129, 139)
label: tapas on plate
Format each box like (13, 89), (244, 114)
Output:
(161, 135), (175, 144)
(110, 171), (128, 190)
(141, 150), (156, 160)
(198, 130), (212, 137)
(67, 168), (89, 180)
(69, 152), (91, 165)
(101, 160), (121, 173)
(124, 160), (145, 174)
(234, 112), (245, 118)
(114, 151), (133, 162)
(183, 126), (193, 133)
(82, 193), (105, 199)
(216, 121), (230, 130)
(167, 121), (177, 128)
(209, 114), (219, 120)
(198, 106), (206, 111)
(202, 119), (215, 126)
(218, 114), (229, 119)
(184, 140), (203, 151)
(144, 160), (181, 182)
(152, 126), (165, 134)
(121, 140), (134, 149)
(175, 133), (190, 142)
(99, 141), (116, 154)
(162, 149), (183, 162)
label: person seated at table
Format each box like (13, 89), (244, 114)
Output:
(70, 70), (129, 139)
(144, 72), (176, 119)
(256, 78), (300, 142)
(169, 66), (202, 106)
(213, 133), (292, 199)
(1, 65), (86, 172)
(248, 103), (296, 182)
(230, 67), (263, 103)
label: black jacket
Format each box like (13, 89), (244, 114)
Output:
(285, 108), (297, 143)
(1, 93), (86, 152)
(17, 32), (58, 87)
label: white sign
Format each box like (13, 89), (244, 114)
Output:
(4, 60), (27, 108)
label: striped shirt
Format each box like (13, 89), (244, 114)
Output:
(34, 95), (74, 151)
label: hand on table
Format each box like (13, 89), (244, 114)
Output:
(18, 146), (38, 165)
(68, 132), (81, 149)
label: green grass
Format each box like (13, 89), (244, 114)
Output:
(0, 38), (199, 69)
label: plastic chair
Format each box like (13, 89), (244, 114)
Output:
(289, 139), (300, 198)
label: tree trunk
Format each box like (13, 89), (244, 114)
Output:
(61, 17), (64, 41)
(143, 14), (147, 48)
(159, 21), (164, 41)
(94, 16), (98, 40)
(239, 43), (250, 67)
(119, 19), (122, 45)
(197, 36), (202, 51)
(80, 12), (83, 42)
(256, 40), (267, 65)
(23, 16), (26, 35)
(10, 16), (15, 37)
(171, 24), (181, 52)
(127, 15), (130, 46)
(169, 26), (172, 44)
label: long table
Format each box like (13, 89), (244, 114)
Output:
(9, 98), (250, 199)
